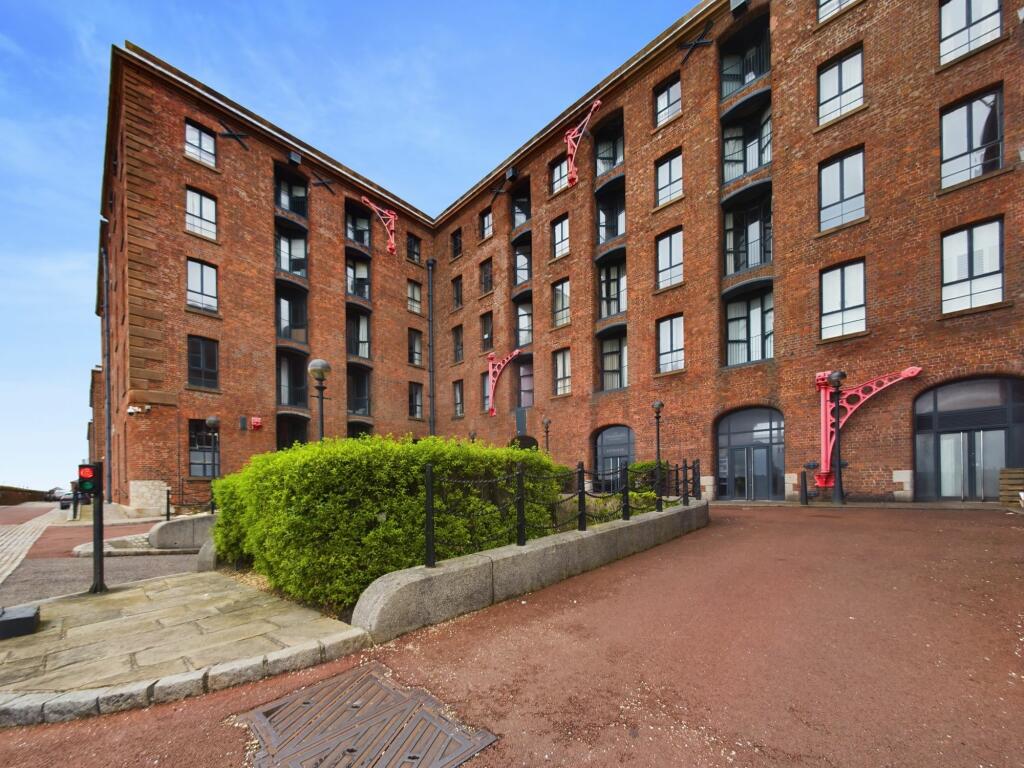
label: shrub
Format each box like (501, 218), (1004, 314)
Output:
(627, 460), (672, 493)
(212, 435), (561, 611)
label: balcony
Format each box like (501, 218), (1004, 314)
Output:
(347, 367), (372, 417)
(723, 185), (772, 277)
(275, 168), (308, 222)
(593, 111), (624, 179)
(277, 351), (308, 410)
(720, 15), (770, 100)
(721, 89), (771, 185)
(595, 176), (626, 246)
(276, 284), (308, 346)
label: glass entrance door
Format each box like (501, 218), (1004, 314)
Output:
(716, 408), (785, 500)
(938, 429), (1005, 500)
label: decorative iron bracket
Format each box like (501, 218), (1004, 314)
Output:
(311, 169), (336, 194)
(486, 349), (521, 417)
(814, 366), (922, 487)
(217, 119), (250, 150)
(564, 99), (602, 188)
(360, 196), (398, 255)
(679, 19), (714, 65)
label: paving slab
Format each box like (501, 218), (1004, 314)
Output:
(0, 571), (369, 723)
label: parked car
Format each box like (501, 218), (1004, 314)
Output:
(59, 492), (75, 510)
(46, 487), (67, 501)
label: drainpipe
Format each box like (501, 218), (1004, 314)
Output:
(426, 258), (437, 435)
(102, 245), (113, 502)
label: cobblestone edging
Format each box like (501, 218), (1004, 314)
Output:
(71, 534), (200, 557)
(0, 507), (63, 586)
(0, 627), (369, 727)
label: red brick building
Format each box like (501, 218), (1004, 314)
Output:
(91, 0), (1022, 512)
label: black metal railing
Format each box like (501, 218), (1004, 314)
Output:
(423, 457), (701, 567)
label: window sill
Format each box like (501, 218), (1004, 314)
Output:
(549, 393), (572, 401)
(408, 417), (426, 423)
(595, 386), (628, 395)
(183, 229), (220, 245)
(814, 0), (868, 32)
(651, 110), (684, 135)
(408, 363), (426, 370)
(936, 166), (1014, 198)
(450, 254), (463, 263)
(721, 359), (773, 372)
(478, 233), (494, 246)
(813, 102), (869, 134)
(185, 305), (222, 319)
(551, 321), (571, 331)
(653, 280), (685, 296)
(407, 308), (424, 317)
(653, 368), (686, 380)
(406, 258), (425, 270)
(183, 153), (221, 174)
(548, 184), (572, 202)
(938, 300), (1013, 321)
(186, 476), (216, 483)
(450, 359), (465, 367)
(450, 306), (464, 315)
(548, 253), (570, 265)
(478, 290), (494, 301)
(480, 348), (495, 356)
(814, 215), (869, 239)
(185, 385), (222, 395)
(817, 329), (870, 345)
(652, 194), (684, 214)
(935, 32), (1010, 74)
(451, 415), (465, 421)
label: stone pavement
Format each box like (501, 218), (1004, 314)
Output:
(0, 503), (63, 586)
(0, 571), (368, 725)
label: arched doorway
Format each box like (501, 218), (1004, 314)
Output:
(594, 425), (634, 491)
(716, 407), (784, 500)
(914, 377), (1024, 500)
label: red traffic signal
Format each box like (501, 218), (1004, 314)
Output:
(78, 463), (99, 494)
(78, 465), (95, 480)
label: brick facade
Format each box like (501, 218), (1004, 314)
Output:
(92, 1), (1022, 508)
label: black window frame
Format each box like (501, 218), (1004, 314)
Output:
(407, 280), (423, 314)
(818, 147), (865, 231)
(724, 196), (773, 275)
(346, 311), (371, 358)
(184, 120), (216, 166)
(187, 335), (219, 389)
(940, 87), (1003, 189)
(657, 314), (685, 373)
(346, 258), (370, 300)
(551, 215), (570, 259)
(820, 259), (867, 339)
(818, 0), (858, 22)
(723, 106), (772, 182)
(817, 47), (864, 126)
(514, 241), (532, 285)
(725, 289), (774, 367)
(654, 75), (681, 126)
(517, 361), (534, 408)
(939, 0), (1003, 65)
(276, 227), (308, 277)
(601, 334), (628, 391)
(511, 185), (532, 228)
(940, 217), (1004, 314)
(552, 278), (570, 327)
(480, 312), (494, 351)
(596, 189), (626, 244)
(186, 258), (218, 312)
(408, 382), (424, 419)
(599, 260), (627, 318)
(479, 258), (494, 294)
(452, 324), (464, 362)
(453, 379), (464, 418)
(451, 228), (463, 259)
(516, 301), (533, 347)
(656, 228), (684, 289)
(452, 275), (463, 309)
(185, 187), (217, 239)
(408, 328), (424, 366)
(655, 149), (683, 206)
(553, 348), (571, 395)
(188, 419), (220, 478)
(407, 233), (422, 264)
(550, 155), (569, 194)
(276, 174), (308, 218)
(479, 208), (493, 239)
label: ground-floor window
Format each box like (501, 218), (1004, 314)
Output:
(594, 425), (634, 491)
(716, 407), (784, 500)
(276, 414), (308, 451)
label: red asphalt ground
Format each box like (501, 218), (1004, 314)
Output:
(25, 523), (154, 559)
(1, 504), (1022, 767)
(0, 503), (54, 526)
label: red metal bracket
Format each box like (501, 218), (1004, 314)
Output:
(360, 196), (398, 255)
(486, 349), (521, 417)
(814, 366), (922, 487)
(564, 100), (602, 188)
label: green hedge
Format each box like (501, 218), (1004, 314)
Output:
(627, 460), (672, 492)
(212, 436), (561, 611)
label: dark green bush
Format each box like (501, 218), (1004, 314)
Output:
(211, 435), (561, 611)
(627, 460), (671, 492)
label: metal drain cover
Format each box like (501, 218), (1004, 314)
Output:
(243, 662), (496, 767)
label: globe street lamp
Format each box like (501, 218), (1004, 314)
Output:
(542, 417), (552, 452)
(307, 359), (332, 441)
(204, 415), (220, 477)
(827, 370), (847, 505)
(652, 400), (664, 511)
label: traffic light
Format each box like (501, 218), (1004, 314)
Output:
(78, 463), (100, 495)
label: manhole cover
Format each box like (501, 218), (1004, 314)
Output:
(243, 662), (496, 767)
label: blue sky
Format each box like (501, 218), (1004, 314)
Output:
(0, 0), (696, 490)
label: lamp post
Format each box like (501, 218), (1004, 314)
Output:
(307, 359), (331, 441)
(469, 430), (476, 443)
(205, 415), (220, 477)
(542, 417), (552, 452)
(827, 370), (847, 505)
(652, 400), (664, 511)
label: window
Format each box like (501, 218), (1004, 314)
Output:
(723, 106), (772, 181)
(276, 175), (307, 217)
(276, 288), (307, 343)
(480, 312), (494, 350)
(599, 261), (627, 317)
(818, 49), (863, 125)
(726, 290), (774, 366)
(186, 259), (217, 311)
(654, 76), (681, 126)
(279, 352), (307, 407)
(347, 369), (371, 416)
(453, 380), (464, 417)
(551, 215), (570, 258)
(552, 279), (570, 327)
(347, 259), (370, 300)
(346, 210), (371, 246)
(451, 228), (463, 259)
(819, 149), (865, 231)
(821, 261), (866, 339)
(516, 302), (533, 346)
(185, 188), (216, 239)
(657, 315), (685, 373)
(553, 349), (571, 395)
(518, 362), (534, 408)
(601, 335), (628, 390)
(408, 329), (424, 366)
(596, 189), (625, 243)
(512, 186), (531, 228)
(514, 241), (532, 285)
(184, 121), (215, 166)
(479, 258), (493, 294)
(550, 156), (569, 194)
(347, 312), (370, 358)
(941, 89), (1002, 188)
(481, 371), (491, 412)
(277, 230), (307, 276)
(187, 336), (218, 389)
(595, 426), (634, 491)
(941, 219), (1002, 313)
(452, 276), (463, 309)
(721, 26), (770, 98)
(595, 122), (624, 175)
(818, 0), (858, 22)
(407, 234), (422, 264)
(655, 151), (683, 205)
(656, 229), (684, 289)
(940, 0), (1002, 64)
(188, 419), (219, 477)
(724, 196), (772, 274)
(408, 383), (424, 419)
(479, 208), (493, 239)
(452, 325), (464, 362)
(407, 280), (422, 313)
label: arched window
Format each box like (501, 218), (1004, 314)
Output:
(594, 426), (635, 491)
(716, 407), (784, 500)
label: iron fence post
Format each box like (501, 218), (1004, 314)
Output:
(620, 465), (630, 521)
(693, 459), (702, 500)
(674, 463), (681, 497)
(425, 463), (436, 567)
(655, 461), (663, 512)
(681, 460), (689, 505)
(515, 462), (526, 546)
(165, 488), (171, 522)
(576, 461), (586, 532)
(210, 497), (216, 515)
(799, 470), (809, 505)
